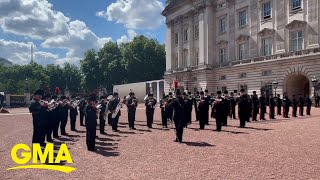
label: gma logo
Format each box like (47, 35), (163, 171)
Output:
(7, 143), (76, 173)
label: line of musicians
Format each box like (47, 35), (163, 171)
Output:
(29, 88), (313, 149)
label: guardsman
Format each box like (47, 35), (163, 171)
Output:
(269, 94), (276, 119)
(126, 92), (138, 130)
(42, 94), (51, 143)
(298, 94), (304, 116)
(59, 96), (69, 135)
(108, 92), (121, 132)
(47, 95), (58, 141)
(194, 91), (200, 121)
(166, 92), (174, 123)
(85, 94), (98, 151)
(99, 97), (107, 134)
(160, 94), (168, 128)
(252, 91), (259, 121)
(259, 93), (267, 120)
(70, 95), (78, 132)
(187, 91), (193, 124)
(183, 92), (193, 128)
(238, 89), (250, 128)
(204, 89), (211, 125)
(198, 91), (208, 130)
(230, 92), (237, 120)
(305, 96), (312, 115)
(79, 96), (87, 126)
(145, 93), (157, 128)
(169, 89), (186, 143)
(222, 91), (230, 126)
(315, 94), (320, 107)
(282, 93), (290, 118)
(29, 89), (47, 147)
(291, 95), (298, 117)
(276, 94), (282, 116)
(212, 91), (224, 132)
(53, 96), (62, 138)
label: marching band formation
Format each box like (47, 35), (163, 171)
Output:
(29, 87), (314, 151)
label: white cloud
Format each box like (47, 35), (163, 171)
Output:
(0, 0), (113, 65)
(116, 29), (137, 44)
(0, 39), (59, 66)
(99, 0), (165, 30)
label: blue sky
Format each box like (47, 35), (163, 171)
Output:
(0, 0), (166, 66)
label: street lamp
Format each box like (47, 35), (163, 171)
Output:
(311, 76), (318, 104)
(272, 79), (278, 96)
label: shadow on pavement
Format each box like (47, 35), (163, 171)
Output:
(183, 141), (215, 147)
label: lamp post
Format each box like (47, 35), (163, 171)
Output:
(272, 79), (278, 97)
(311, 77), (318, 105)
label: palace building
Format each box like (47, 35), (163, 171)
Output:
(162, 0), (320, 98)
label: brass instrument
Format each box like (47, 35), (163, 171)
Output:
(112, 98), (122, 119)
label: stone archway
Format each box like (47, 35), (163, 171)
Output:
(285, 74), (310, 98)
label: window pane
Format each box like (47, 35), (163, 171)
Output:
(263, 2), (271, 18)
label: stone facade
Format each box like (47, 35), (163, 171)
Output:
(162, 0), (320, 98)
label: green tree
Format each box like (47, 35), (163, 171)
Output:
(122, 35), (165, 83)
(80, 49), (101, 92)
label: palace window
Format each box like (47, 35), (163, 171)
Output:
(292, 31), (303, 51)
(240, 84), (248, 92)
(262, 38), (273, 56)
(239, 73), (247, 78)
(239, 43), (247, 60)
(222, 86), (227, 92)
(220, 75), (226, 80)
(195, 51), (199, 66)
(194, 25), (199, 39)
(292, 0), (302, 10)
(262, 70), (272, 76)
(184, 29), (189, 42)
(239, 10), (247, 27)
(175, 33), (179, 46)
(219, 17), (226, 33)
(263, 2), (271, 19)
(182, 49), (188, 67)
(173, 53), (178, 69)
(220, 48), (227, 64)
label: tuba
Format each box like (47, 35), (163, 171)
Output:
(112, 98), (122, 119)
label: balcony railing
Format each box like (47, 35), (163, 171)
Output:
(229, 47), (320, 67)
(165, 47), (320, 74)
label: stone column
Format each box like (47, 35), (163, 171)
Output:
(165, 20), (173, 71)
(5, 94), (10, 108)
(178, 16), (183, 68)
(198, 8), (206, 65)
(188, 11), (194, 66)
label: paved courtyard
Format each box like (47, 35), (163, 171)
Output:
(1, 106), (320, 180)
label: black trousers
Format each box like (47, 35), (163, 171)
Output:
(204, 110), (209, 124)
(60, 118), (68, 135)
(277, 106), (282, 115)
(299, 106), (304, 116)
(53, 118), (61, 137)
(161, 109), (167, 127)
(195, 109), (199, 121)
(306, 106), (311, 115)
(86, 127), (96, 150)
(216, 117), (222, 131)
(231, 106), (236, 119)
(99, 115), (106, 133)
(79, 110), (85, 125)
(32, 119), (45, 146)
(174, 119), (184, 142)
(108, 113), (112, 125)
(199, 112), (206, 129)
(128, 111), (136, 128)
(186, 110), (192, 124)
(146, 111), (154, 128)
(239, 116), (247, 127)
(269, 107), (275, 119)
(46, 117), (54, 141)
(111, 116), (119, 131)
(252, 108), (259, 121)
(70, 115), (77, 131)
(222, 114), (228, 126)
